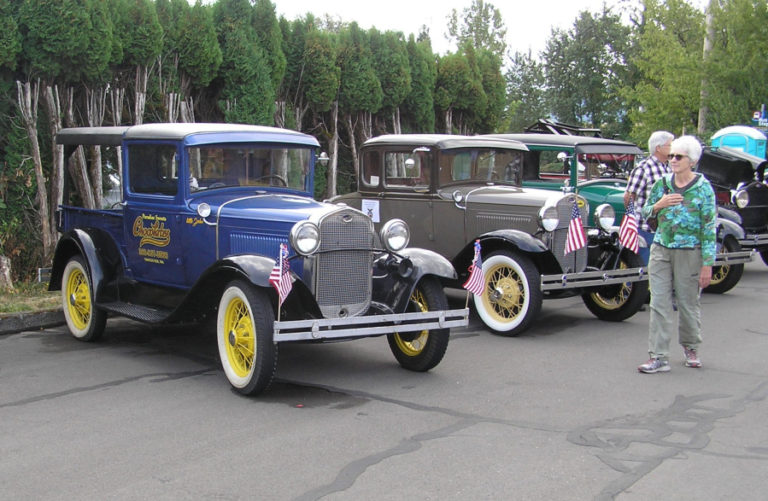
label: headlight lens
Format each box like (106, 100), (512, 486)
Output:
(538, 205), (559, 232)
(734, 189), (749, 209)
(290, 221), (320, 255)
(594, 204), (615, 231)
(380, 219), (410, 252)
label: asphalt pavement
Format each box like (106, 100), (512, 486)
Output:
(2, 261), (767, 500)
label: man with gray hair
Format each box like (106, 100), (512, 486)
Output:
(624, 130), (674, 261)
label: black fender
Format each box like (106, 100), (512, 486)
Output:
(451, 230), (553, 281)
(717, 216), (745, 241)
(49, 228), (123, 301)
(375, 248), (458, 313)
(399, 248), (457, 281)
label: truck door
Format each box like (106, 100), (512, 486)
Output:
(122, 143), (187, 287)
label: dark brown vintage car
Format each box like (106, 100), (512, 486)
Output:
(333, 134), (649, 336)
(698, 145), (768, 265)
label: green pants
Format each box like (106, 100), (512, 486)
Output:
(648, 244), (703, 360)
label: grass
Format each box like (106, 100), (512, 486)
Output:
(0, 281), (60, 314)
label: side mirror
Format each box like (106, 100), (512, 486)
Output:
(317, 151), (330, 167)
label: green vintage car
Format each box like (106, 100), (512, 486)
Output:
(490, 131), (752, 294)
(333, 134), (649, 336)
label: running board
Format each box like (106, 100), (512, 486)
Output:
(97, 301), (170, 323)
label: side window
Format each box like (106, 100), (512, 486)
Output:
(451, 153), (472, 181)
(128, 144), (179, 196)
(361, 150), (381, 187)
(384, 151), (430, 189)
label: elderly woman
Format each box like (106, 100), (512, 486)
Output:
(637, 136), (716, 373)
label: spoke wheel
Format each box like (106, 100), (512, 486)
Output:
(217, 281), (277, 395)
(388, 276), (449, 372)
(61, 255), (106, 341)
(473, 251), (541, 336)
(704, 238), (744, 294)
(582, 249), (648, 322)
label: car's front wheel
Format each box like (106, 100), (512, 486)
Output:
(217, 281), (277, 395)
(61, 255), (106, 342)
(704, 238), (744, 294)
(582, 249), (648, 321)
(473, 250), (542, 336)
(388, 276), (449, 372)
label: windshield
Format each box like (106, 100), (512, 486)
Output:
(439, 148), (525, 186)
(187, 145), (311, 192)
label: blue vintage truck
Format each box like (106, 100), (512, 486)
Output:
(49, 123), (468, 395)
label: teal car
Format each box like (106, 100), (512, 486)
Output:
(488, 132), (752, 294)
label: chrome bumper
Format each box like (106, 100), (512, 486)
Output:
(273, 308), (469, 342)
(738, 233), (768, 249)
(714, 249), (753, 265)
(541, 267), (646, 291)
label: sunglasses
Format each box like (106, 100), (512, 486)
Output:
(668, 154), (688, 161)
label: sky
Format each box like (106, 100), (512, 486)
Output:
(273, 0), (622, 58)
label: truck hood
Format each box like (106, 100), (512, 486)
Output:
(438, 184), (566, 209)
(189, 191), (334, 225)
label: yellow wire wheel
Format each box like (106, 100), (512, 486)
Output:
(392, 288), (429, 356)
(216, 281), (277, 395)
(61, 255), (106, 341)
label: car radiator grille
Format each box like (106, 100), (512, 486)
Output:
(740, 183), (768, 231)
(551, 196), (588, 273)
(315, 209), (374, 318)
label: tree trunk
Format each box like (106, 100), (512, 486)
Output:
(65, 89), (96, 209)
(43, 85), (64, 248)
(0, 255), (13, 292)
(326, 101), (339, 199)
(392, 108), (402, 135)
(86, 87), (108, 209)
(444, 109), (453, 134)
(16, 80), (53, 263)
(344, 113), (360, 183)
(134, 66), (148, 125)
(698, 4), (714, 136)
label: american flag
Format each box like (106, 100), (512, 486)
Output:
(619, 200), (639, 254)
(564, 201), (587, 255)
(269, 243), (292, 306)
(462, 240), (485, 296)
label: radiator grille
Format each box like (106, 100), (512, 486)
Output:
(315, 209), (374, 318)
(551, 196), (588, 273)
(740, 183), (768, 231)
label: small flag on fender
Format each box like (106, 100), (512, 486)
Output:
(463, 240), (485, 296)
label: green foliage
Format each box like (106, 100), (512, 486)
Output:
(177, 1), (222, 89)
(337, 23), (382, 114)
(505, 50), (547, 132)
(111, 0), (162, 69)
(252, 0), (286, 92)
(435, 50), (486, 132)
(447, 0), (507, 57)
(0, 0), (22, 71)
(369, 30), (412, 113)
(701, 0), (768, 135)
(625, 0), (704, 142)
(543, 6), (633, 136)
(303, 29), (340, 114)
(402, 35), (436, 133)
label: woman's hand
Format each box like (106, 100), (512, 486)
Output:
(655, 193), (683, 211)
(699, 265), (712, 289)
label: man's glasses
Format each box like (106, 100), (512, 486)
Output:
(668, 154), (688, 161)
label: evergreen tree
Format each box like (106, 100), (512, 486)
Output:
(402, 34), (436, 133)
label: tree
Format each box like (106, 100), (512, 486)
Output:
(624, 0), (704, 142)
(369, 29), (411, 134)
(504, 50), (547, 132)
(214, 0), (275, 124)
(402, 34), (436, 133)
(699, 0), (768, 135)
(434, 51), (486, 134)
(446, 0), (506, 57)
(543, 6), (633, 137)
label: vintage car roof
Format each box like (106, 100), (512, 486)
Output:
(57, 123), (319, 147)
(363, 134), (528, 151)
(487, 133), (643, 155)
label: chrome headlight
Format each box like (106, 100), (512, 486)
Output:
(594, 203), (615, 231)
(290, 221), (320, 256)
(380, 219), (410, 252)
(734, 189), (749, 209)
(538, 205), (559, 232)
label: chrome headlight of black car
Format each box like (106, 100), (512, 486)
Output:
(380, 219), (410, 252)
(734, 189), (749, 209)
(538, 204), (559, 232)
(290, 220), (321, 255)
(594, 203), (615, 231)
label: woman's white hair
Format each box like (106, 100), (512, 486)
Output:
(671, 135), (703, 164)
(648, 130), (674, 155)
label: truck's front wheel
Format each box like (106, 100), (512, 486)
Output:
(473, 250), (542, 336)
(388, 276), (449, 372)
(61, 255), (106, 341)
(217, 281), (277, 395)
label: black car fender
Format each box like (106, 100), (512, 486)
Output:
(450, 229), (553, 277)
(399, 248), (457, 281)
(48, 228), (123, 301)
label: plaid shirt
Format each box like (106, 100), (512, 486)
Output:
(626, 155), (670, 230)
